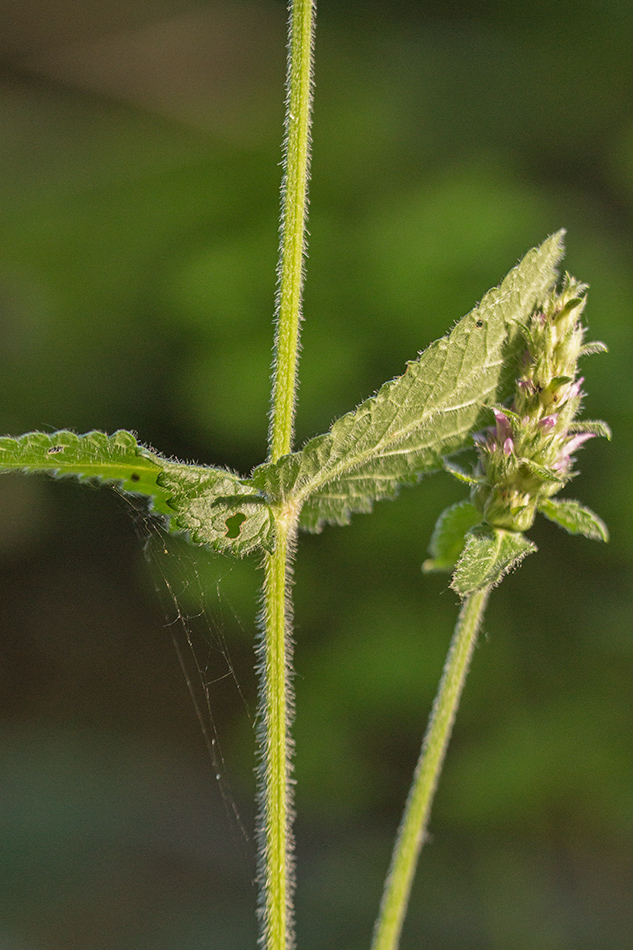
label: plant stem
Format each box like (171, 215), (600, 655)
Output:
(259, 3), (315, 949)
(259, 511), (297, 950)
(371, 586), (492, 950)
(269, 0), (315, 464)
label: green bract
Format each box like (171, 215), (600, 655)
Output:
(451, 525), (537, 597)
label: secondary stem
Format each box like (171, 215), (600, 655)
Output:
(371, 586), (492, 950)
(259, 3), (315, 949)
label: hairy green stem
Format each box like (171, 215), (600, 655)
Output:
(259, 3), (315, 949)
(269, 0), (315, 464)
(259, 513), (297, 950)
(371, 586), (492, 950)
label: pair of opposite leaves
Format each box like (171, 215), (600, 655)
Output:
(0, 233), (594, 592)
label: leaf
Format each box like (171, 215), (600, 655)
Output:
(253, 232), (565, 532)
(580, 341), (608, 357)
(522, 458), (565, 484)
(423, 500), (482, 572)
(0, 429), (173, 513)
(537, 497), (609, 542)
(158, 465), (275, 556)
(0, 429), (274, 556)
(451, 525), (537, 597)
(566, 419), (612, 440)
(442, 458), (482, 485)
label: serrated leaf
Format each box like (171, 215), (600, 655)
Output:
(423, 500), (482, 572)
(157, 465), (275, 556)
(537, 497), (609, 542)
(0, 429), (173, 513)
(451, 525), (537, 597)
(253, 232), (565, 532)
(0, 429), (274, 556)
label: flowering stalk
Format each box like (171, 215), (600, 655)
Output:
(371, 586), (491, 950)
(374, 272), (609, 950)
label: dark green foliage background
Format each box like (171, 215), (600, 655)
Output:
(0, 2), (631, 948)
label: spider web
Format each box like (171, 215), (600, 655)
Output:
(118, 489), (255, 880)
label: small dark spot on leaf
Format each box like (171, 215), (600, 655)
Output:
(47, 446), (63, 454)
(475, 319), (484, 328)
(130, 472), (140, 482)
(225, 512), (247, 539)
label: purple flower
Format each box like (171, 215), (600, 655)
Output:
(566, 377), (584, 401)
(553, 432), (595, 473)
(564, 432), (595, 454)
(473, 429), (492, 449)
(493, 409), (513, 445)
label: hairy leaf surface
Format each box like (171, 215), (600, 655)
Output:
(157, 466), (274, 556)
(0, 429), (174, 512)
(537, 497), (608, 542)
(254, 232), (565, 531)
(451, 525), (537, 597)
(0, 430), (273, 555)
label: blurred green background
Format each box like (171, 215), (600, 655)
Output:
(0, 1), (631, 948)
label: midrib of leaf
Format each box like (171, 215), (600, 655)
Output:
(292, 386), (483, 506)
(298, 343), (502, 499)
(0, 430), (172, 511)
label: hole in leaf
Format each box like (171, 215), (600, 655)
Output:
(47, 446), (63, 454)
(225, 512), (247, 539)
(475, 319), (484, 328)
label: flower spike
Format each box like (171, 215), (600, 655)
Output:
(424, 269), (609, 595)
